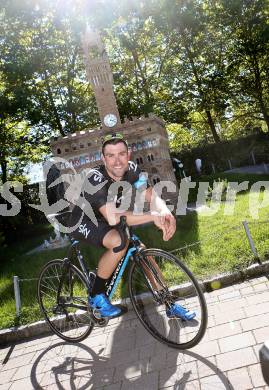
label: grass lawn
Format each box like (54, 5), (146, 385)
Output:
(1, 172), (269, 330)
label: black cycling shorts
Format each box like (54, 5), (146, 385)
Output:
(68, 213), (114, 248)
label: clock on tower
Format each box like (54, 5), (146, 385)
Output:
(82, 29), (121, 131)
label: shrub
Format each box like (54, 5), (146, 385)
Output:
(0, 231), (5, 248)
(172, 132), (269, 177)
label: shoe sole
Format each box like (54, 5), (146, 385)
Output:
(167, 313), (196, 321)
(93, 305), (128, 320)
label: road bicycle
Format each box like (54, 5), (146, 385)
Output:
(37, 215), (208, 349)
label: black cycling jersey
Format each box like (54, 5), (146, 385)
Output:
(69, 161), (148, 242)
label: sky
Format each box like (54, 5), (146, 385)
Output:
(25, 162), (44, 183)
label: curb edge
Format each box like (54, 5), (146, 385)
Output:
(1, 260), (268, 345)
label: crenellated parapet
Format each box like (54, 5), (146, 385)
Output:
(121, 114), (165, 127)
(51, 128), (101, 144)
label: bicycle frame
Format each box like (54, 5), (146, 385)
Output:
(106, 246), (136, 299)
(65, 232), (144, 302)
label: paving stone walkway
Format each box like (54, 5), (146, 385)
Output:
(1, 275), (269, 389)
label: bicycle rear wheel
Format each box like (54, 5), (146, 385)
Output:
(37, 259), (94, 342)
(128, 249), (207, 349)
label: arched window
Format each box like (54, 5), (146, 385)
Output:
(136, 158), (140, 165)
(147, 155), (151, 162)
(57, 148), (61, 154)
(151, 154), (154, 161)
(139, 157), (143, 164)
(132, 143), (137, 151)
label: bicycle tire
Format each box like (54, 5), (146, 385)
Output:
(37, 259), (94, 342)
(128, 249), (208, 349)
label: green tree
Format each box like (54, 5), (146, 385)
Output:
(150, 0), (235, 142)
(167, 123), (196, 152)
(106, 16), (181, 119)
(218, 0), (269, 132)
(87, 0), (188, 122)
(0, 0), (101, 181)
(0, 51), (46, 183)
(1, 1), (99, 136)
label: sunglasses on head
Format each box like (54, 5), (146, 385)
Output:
(102, 133), (128, 146)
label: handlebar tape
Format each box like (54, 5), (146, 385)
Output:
(113, 216), (129, 253)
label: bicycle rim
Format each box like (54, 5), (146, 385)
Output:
(128, 249), (208, 349)
(37, 259), (94, 342)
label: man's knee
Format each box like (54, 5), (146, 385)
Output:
(103, 229), (124, 250)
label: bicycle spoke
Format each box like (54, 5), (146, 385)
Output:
(129, 249), (207, 349)
(38, 260), (94, 342)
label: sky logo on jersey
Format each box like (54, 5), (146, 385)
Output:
(128, 161), (137, 172)
(89, 169), (104, 183)
(79, 224), (91, 239)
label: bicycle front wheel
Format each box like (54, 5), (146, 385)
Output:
(37, 259), (94, 342)
(128, 249), (207, 349)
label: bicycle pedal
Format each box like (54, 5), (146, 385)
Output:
(92, 307), (101, 318)
(90, 308), (109, 326)
(96, 317), (109, 327)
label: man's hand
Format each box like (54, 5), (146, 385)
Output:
(153, 213), (176, 241)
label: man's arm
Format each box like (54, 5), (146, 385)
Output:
(99, 185), (176, 241)
(144, 187), (170, 215)
(99, 202), (156, 227)
(144, 186), (176, 241)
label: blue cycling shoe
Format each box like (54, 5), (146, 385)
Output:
(166, 303), (196, 321)
(89, 293), (122, 318)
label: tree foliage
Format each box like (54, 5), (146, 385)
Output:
(0, 0), (268, 182)
(0, 0), (98, 182)
(218, 0), (269, 132)
(88, 0), (269, 143)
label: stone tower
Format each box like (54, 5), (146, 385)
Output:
(81, 29), (121, 131)
(50, 30), (178, 205)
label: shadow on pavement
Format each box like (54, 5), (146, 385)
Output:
(30, 313), (234, 389)
(30, 341), (109, 389)
(107, 303), (234, 390)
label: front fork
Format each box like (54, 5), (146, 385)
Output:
(137, 254), (173, 308)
